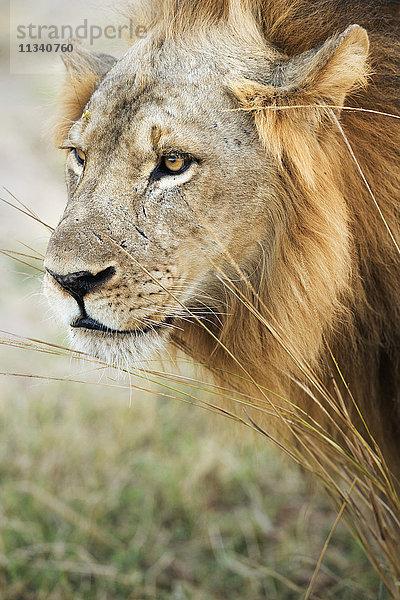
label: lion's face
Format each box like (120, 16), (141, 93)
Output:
(44, 41), (273, 365)
(45, 23), (368, 369)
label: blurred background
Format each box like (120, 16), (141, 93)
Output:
(0, 1), (385, 598)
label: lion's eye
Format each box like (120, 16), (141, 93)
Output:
(151, 154), (194, 181)
(161, 156), (190, 174)
(73, 148), (86, 166)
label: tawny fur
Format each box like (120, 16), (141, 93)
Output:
(46, 0), (400, 482)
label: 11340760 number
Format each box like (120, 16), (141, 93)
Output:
(18, 43), (73, 53)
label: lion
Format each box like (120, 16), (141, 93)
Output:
(44, 0), (400, 484)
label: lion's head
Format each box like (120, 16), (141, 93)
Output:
(44, 5), (371, 377)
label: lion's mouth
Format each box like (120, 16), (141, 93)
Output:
(71, 315), (174, 336)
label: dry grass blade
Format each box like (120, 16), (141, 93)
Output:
(233, 104), (400, 121)
(0, 249), (45, 273)
(325, 340), (398, 501)
(16, 241), (45, 259)
(0, 249), (43, 262)
(0, 195), (54, 233)
(329, 109), (400, 256)
(3, 187), (42, 221)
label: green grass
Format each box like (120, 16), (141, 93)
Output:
(0, 368), (385, 600)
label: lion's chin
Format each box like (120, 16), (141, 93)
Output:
(68, 327), (169, 370)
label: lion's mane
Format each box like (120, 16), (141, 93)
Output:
(123, 0), (400, 476)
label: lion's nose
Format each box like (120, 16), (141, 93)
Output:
(46, 266), (115, 302)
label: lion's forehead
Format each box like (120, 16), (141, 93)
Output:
(81, 44), (239, 139)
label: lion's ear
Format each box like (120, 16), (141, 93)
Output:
(61, 43), (117, 78)
(231, 25), (369, 185)
(273, 24), (369, 106)
(233, 24), (369, 111)
(54, 43), (116, 145)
